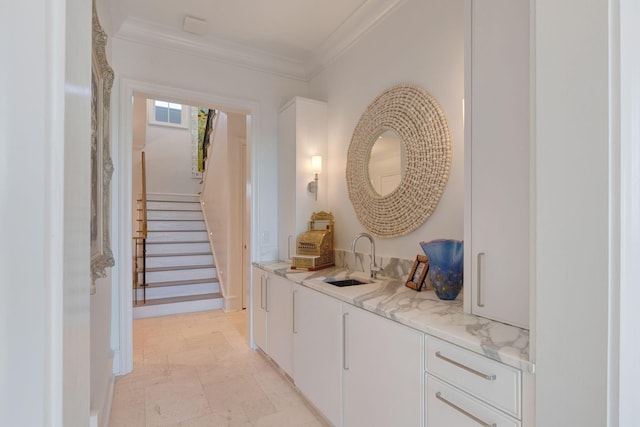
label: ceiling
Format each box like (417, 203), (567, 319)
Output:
(103, 0), (405, 80)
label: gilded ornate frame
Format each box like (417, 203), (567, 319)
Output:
(90, 3), (115, 293)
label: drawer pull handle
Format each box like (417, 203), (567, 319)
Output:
(436, 392), (496, 427)
(292, 289), (297, 334)
(265, 276), (270, 313)
(477, 252), (485, 307)
(343, 312), (349, 370)
(260, 275), (265, 310)
(435, 351), (496, 381)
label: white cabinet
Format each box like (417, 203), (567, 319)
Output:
(277, 97), (328, 261)
(464, 0), (531, 328)
(251, 266), (267, 350)
(251, 266), (293, 376)
(292, 284), (342, 427)
(342, 304), (423, 427)
(425, 336), (523, 427)
(266, 274), (293, 376)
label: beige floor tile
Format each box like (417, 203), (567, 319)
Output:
(253, 370), (295, 395)
(109, 382), (145, 426)
(110, 310), (325, 427)
(239, 395), (277, 422)
(202, 376), (267, 413)
(266, 390), (307, 412)
(116, 364), (172, 392)
(145, 380), (211, 426)
(251, 405), (321, 427)
(181, 409), (252, 427)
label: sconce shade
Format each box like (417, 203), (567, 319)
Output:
(311, 155), (322, 173)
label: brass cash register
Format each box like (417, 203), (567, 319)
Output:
(290, 211), (335, 271)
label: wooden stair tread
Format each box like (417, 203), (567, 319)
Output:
(136, 278), (219, 288)
(145, 240), (209, 244)
(137, 219), (203, 222)
(143, 252), (212, 258)
(138, 264), (215, 273)
(134, 292), (222, 307)
(147, 230), (207, 233)
(139, 199), (201, 203)
(138, 208), (202, 212)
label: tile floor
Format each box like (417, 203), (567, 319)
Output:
(109, 310), (328, 427)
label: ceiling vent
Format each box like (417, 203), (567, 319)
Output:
(183, 16), (207, 36)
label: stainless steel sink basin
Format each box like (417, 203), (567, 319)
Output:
(324, 278), (371, 287)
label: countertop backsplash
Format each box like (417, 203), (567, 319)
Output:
(336, 249), (415, 281)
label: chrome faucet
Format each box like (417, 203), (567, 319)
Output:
(351, 232), (383, 279)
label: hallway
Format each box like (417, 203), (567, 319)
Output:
(109, 310), (327, 426)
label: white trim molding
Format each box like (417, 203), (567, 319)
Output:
(111, 0), (406, 82)
(114, 77), (260, 376)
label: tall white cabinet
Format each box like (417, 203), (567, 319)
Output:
(464, 0), (531, 328)
(277, 97), (328, 261)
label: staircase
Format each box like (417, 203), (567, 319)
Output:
(134, 193), (223, 318)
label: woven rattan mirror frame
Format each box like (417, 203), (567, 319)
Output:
(346, 84), (451, 237)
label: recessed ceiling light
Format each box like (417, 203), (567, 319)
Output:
(183, 16), (207, 36)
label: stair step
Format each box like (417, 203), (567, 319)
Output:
(144, 199), (200, 203)
(138, 264), (216, 273)
(135, 281), (220, 300)
(147, 229), (206, 233)
(144, 201), (202, 211)
(140, 266), (216, 282)
(140, 193), (200, 202)
(145, 240), (209, 245)
(146, 231), (209, 242)
(134, 293), (222, 307)
(132, 293), (224, 319)
(146, 222), (207, 232)
(136, 277), (219, 288)
(138, 218), (203, 222)
(144, 252), (211, 258)
(139, 207), (203, 212)
(141, 253), (214, 269)
(145, 241), (212, 255)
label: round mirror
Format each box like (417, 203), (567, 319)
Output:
(346, 85), (451, 237)
(367, 129), (406, 196)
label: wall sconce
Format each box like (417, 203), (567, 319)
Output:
(307, 155), (322, 200)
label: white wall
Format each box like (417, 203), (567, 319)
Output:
(0, 0), (92, 425)
(142, 112), (201, 195)
(90, 276), (114, 427)
(308, 0), (465, 261)
(201, 112), (247, 311)
(535, 0), (610, 425)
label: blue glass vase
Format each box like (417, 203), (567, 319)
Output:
(419, 239), (464, 300)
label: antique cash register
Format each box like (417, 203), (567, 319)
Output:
(290, 211), (335, 270)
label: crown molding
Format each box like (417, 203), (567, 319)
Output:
(114, 17), (308, 81)
(113, 0), (406, 82)
(306, 0), (408, 78)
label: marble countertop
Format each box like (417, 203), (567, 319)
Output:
(256, 262), (533, 373)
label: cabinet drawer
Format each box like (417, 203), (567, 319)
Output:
(426, 336), (521, 418)
(426, 375), (521, 427)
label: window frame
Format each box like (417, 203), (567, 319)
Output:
(147, 99), (189, 128)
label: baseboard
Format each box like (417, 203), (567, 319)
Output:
(224, 294), (241, 312)
(102, 376), (115, 427)
(112, 349), (121, 375)
(90, 352), (115, 427)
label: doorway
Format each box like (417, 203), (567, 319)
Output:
(114, 79), (259, 375)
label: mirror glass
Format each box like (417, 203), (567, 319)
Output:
(367, 129), (406, 196)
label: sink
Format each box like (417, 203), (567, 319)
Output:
(324, 278), (371, 287)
